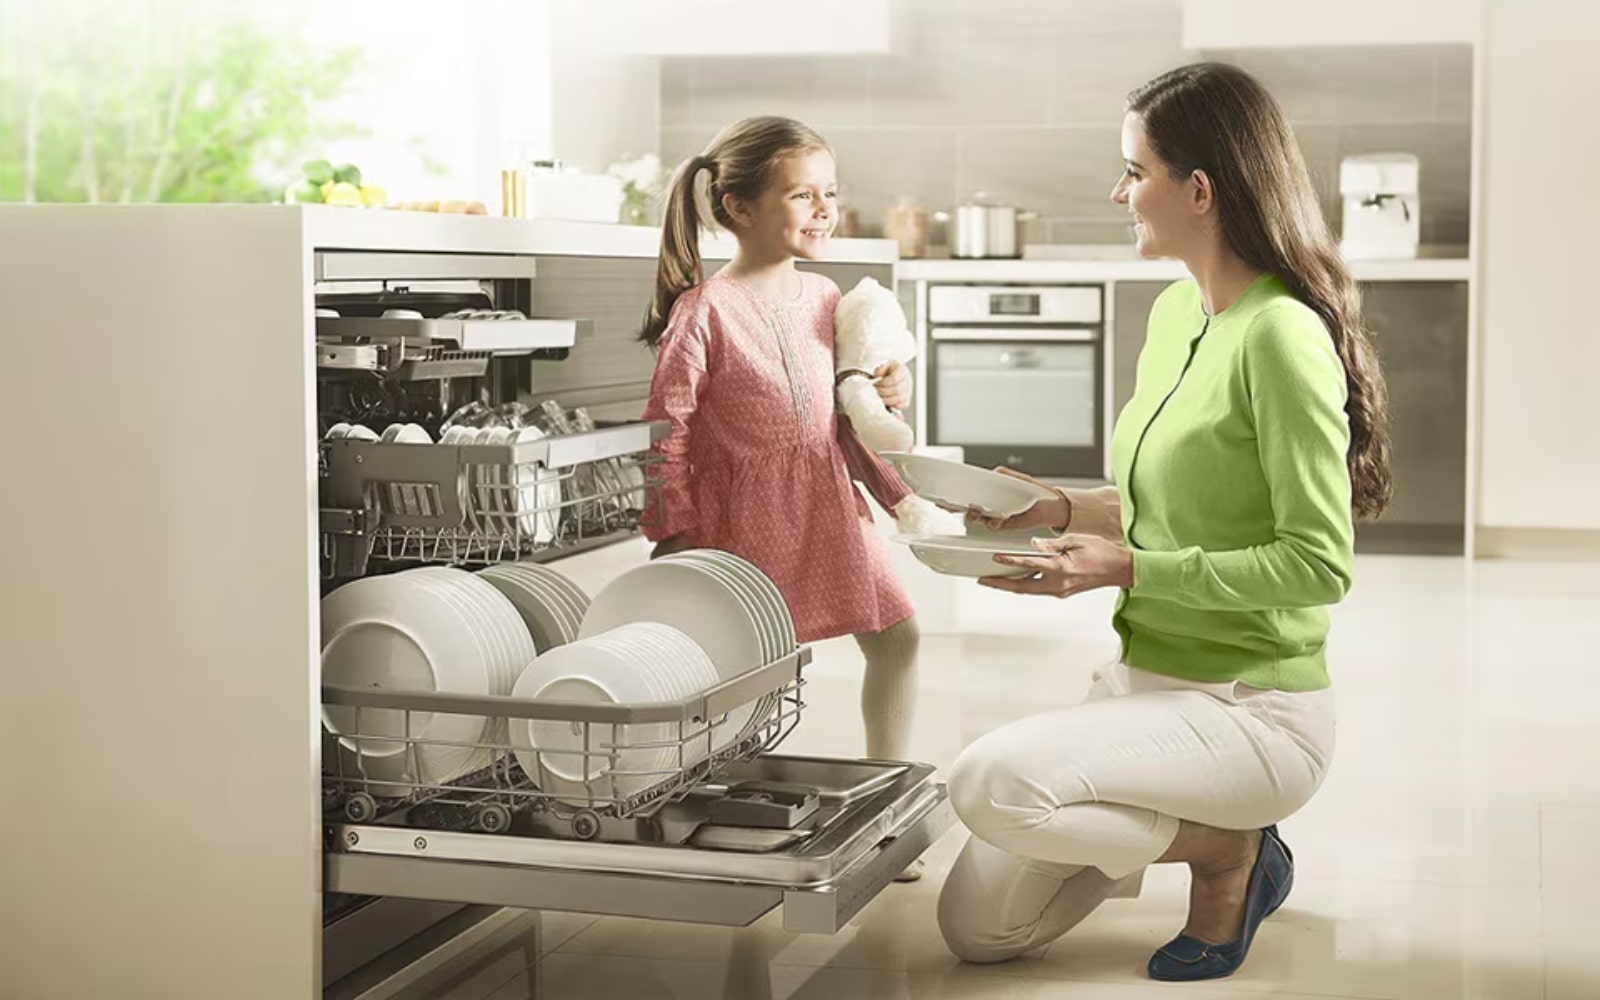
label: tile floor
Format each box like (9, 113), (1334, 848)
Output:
(391, 555), (1600, 999)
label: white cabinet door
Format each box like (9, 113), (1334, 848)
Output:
(1477, 1), (1600, 530)
(1182, 0), (1480, 48)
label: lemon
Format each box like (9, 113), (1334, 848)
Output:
(325, 182), (363, 207)
(321, 180), (335, 200)
(359, 183), (387, 208)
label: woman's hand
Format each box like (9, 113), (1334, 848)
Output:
(650, 534), (696, 560)
(962, 467), (1071, 533)
(873, 360), (912, 411)
(979, 533), (1135, 597)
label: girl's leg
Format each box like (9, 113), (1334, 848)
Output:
(853, 616), (920, 760)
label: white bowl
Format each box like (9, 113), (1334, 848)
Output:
(879, 452), (1058, 518)
(892, 533), (1042, 579)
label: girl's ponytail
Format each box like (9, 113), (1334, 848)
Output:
(640, 155), (713, 347)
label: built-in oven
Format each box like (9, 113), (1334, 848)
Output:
(925, 284), (1104, 479)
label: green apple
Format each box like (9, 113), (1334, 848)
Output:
(288, 179), (325, 204)
(303, 159), (334, 185)
(333, 163), (362, 186)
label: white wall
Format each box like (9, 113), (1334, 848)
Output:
(550, 0), (663, 173)
(1475, 0), (1600, 530)
(1183, 0), (1480, 48)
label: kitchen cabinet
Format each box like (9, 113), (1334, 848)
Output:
(1111, 279), (1469, 555)
(1182, 0), (1481, 48)
(1476, 0), (1600, 533)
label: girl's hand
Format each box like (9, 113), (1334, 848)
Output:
(979, 533), (1134, 597)
(963, 467), (1070, 533)
(873, 360), (912, 411)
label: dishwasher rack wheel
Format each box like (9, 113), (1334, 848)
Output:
(475, 803), (512, 834)
(344, 792), (377, 824)
(571, 809), (601, 841)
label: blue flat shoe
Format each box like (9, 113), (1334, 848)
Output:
(1146, 825), (1294, 982)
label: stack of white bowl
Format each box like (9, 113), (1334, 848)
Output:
(507, 621), (721, 804)
(320, 567), (535, 791)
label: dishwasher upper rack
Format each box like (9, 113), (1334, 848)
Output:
(320, 421), (667, 578)
(322, 648), (810, 842)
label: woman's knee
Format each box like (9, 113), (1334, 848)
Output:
(936, 849), (1032, 965)
(946, 734), (1045, 839)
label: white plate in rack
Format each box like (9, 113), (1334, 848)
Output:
(666, 550), (796, 739)
(477, 565), (581, 652)
(508, 623), (719, 803)
(580, 560), (765, 747)
(320, 574), (491, 779)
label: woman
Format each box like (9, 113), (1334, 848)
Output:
(936, 62), (1392, 982)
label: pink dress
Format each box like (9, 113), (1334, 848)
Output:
(641, 269), (915, 643)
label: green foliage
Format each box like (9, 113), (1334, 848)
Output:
(0, 0), (364, 203)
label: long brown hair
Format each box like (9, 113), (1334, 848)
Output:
(639, 116), (832, 347)
(1128, 62), (1392, 520)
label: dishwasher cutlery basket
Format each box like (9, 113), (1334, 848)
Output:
(322, 648), (809, 843)
(319, 420), (665, 578)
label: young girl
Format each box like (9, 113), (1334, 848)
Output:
(638, 117), (924, 851)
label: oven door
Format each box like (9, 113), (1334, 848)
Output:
(928, 328), (1103, 478)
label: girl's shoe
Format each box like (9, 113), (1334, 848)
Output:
(1146, 825), (1294, 982)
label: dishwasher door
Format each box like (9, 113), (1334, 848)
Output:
(325, 755), (951, 935)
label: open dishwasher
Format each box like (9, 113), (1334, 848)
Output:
(312, 249), (953, 993)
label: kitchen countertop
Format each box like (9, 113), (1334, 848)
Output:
(292, 204), (899, 263)
(896, 244), (1472, 283)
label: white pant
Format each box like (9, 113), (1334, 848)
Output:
(937, 662), (1336, 964)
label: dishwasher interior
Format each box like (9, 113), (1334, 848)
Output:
(313, 250), (953, 996)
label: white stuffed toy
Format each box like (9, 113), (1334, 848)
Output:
(834, 276), (917, 453)
(835, 277), (964, 537)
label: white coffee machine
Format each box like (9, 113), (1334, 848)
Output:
(1339, 153), (1421, 260)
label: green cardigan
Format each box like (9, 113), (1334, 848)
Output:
(1111, 273), (1354, 691)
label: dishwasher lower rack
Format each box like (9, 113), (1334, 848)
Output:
(327, 754), (953, 935)
(322, 648), (810, 838)
(319, 420), (667, 578)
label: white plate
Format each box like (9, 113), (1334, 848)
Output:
(580, 561), (766, 747)
(892, 533), (1039, 579)
(504, 562), (591, 617)
(662, 556), (778, 662)
(679, 551), (795, 652)
(487, 563), (587, 629)
(879, 451), (1059, 519)
(344, 424), (381, 443)
(509, 626), (719, 803)
(320, 574), (491, 770)
(670, 550), (795, 738)
(512, 425), (561, 542)
(477, 566), (580, 652)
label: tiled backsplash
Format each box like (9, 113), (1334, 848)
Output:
(657, 0), (1471, 248)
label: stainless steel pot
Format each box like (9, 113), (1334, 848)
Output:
(937, 196), (1037, 259)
